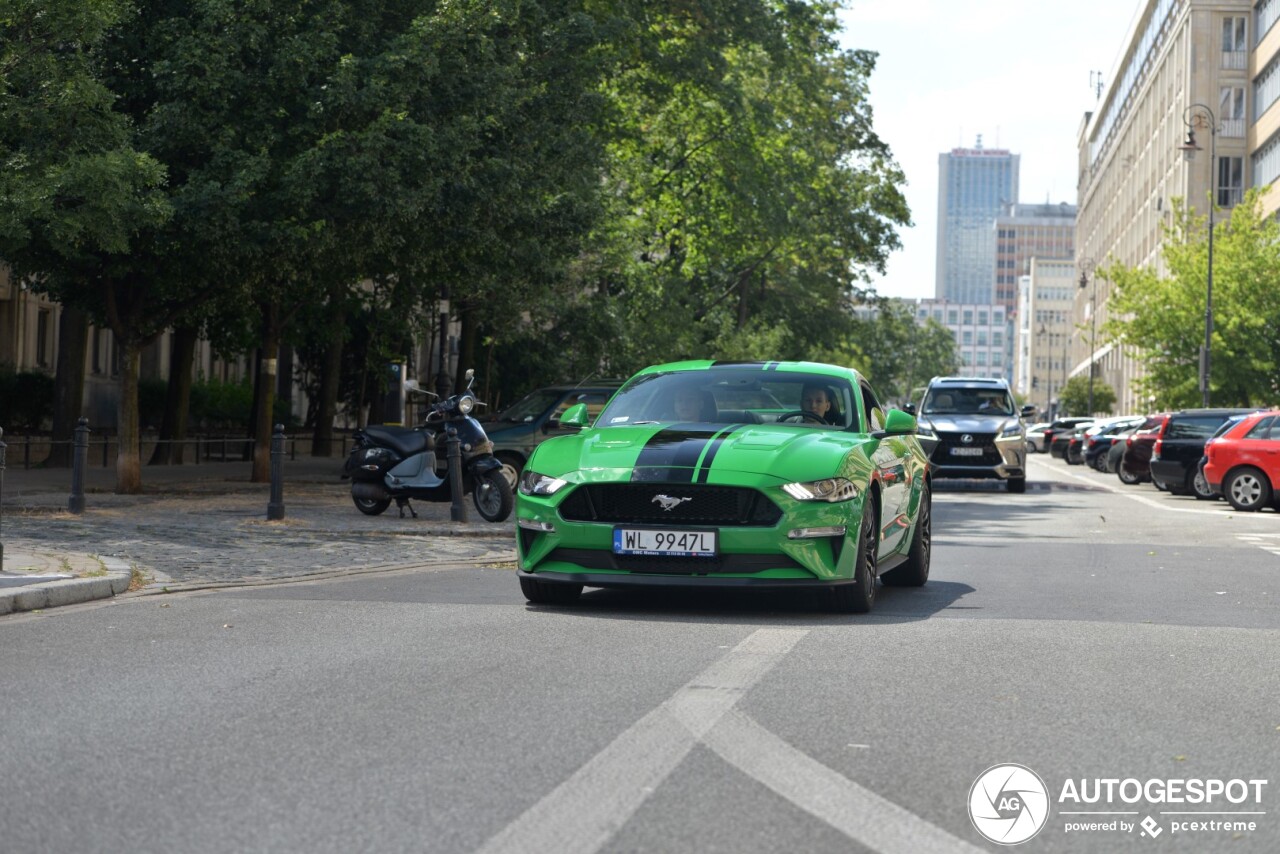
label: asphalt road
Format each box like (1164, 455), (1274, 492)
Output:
(2, 454), (1278, 853)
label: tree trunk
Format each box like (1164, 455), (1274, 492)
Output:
(49, 306), (89, 467)
(149, 325), (197, 465)
(251, 306), (281, 482)
(454, 301), (477, 391)
(115, 342), (143, 493)
(311, 321), (343, 457)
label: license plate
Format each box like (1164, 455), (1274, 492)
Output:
(950, 447), (984, 456)
(613, 528), (717, 557)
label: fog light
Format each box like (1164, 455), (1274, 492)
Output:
(787, 525), (847, 539)
(517, 518), (556, 533)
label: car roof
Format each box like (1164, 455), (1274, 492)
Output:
(926, 376), (1011, 389)
(635, 360), (864, 383)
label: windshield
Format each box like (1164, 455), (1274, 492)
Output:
(597, 368), (857, 430)
(492, 389), (562, 423)
(921, 387), (1015, 416)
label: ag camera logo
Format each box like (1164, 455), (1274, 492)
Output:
(969, 763), (1050, 845)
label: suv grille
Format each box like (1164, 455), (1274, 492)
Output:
(558, 484), (781, 526)
(933, 432), (1002, 465)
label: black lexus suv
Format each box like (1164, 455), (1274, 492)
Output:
(906, 376), (1036, 493)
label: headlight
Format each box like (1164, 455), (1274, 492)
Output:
(916, 422), (936, 438)
(782, 478), (859, 502)
(519, 470), (569, 496)
(457, 395), (475, 415)
(999, 423), (1023, 438)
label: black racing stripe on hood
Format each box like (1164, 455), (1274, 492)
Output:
(631, 425), (721, 483)
(695, 425), (743, 483)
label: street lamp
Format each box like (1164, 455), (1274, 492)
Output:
(1179, 103), (1216, 407)
(1078, 257), (1097, 415)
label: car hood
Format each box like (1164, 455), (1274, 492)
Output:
(528, 423), (874, 483)
(920, 415), (1017, 434)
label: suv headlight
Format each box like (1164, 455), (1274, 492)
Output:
(916, 422), (936, 438)
(999, 422), (1023, 438)
(519, 470), (568, 496)
(782, 478), (859, 502)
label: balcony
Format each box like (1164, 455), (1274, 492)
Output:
(1220, 118), (1245, 138)
(1222, 50), (1247, 70)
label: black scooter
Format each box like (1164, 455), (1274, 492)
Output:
(343, 370), (513, 522)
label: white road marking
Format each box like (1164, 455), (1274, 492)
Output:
(1237, 534), (1280, 558)
(1027, 457), (1221, 515)
(704, 709), (987, 854)
(475, 628), (808, 854)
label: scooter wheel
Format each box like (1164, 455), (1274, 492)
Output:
(473, 469), (514, 522)
(352, 495), (391, 516)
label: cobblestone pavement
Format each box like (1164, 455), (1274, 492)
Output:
(1, 459), (516, 588)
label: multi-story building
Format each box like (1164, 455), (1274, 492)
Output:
(994, 203), (1076, 312)
(1014, 260), (1078, 418)
(1075, 0), (1252, 415)
(911, 299), (1010, 380)
(936, 141), (1021, 306)
(1252, 0), (1280, 216)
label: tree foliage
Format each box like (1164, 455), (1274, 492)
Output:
(1101, 190), (1280, 409)
(1058, 374), (1115, 417)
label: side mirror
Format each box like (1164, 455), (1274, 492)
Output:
(902, 402), (917, 416)
(559, 403), (589, 430)
(872, 408), (916, 438)
(1020, 404), (1037, 419)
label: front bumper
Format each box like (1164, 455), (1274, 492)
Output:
(921, 433), (1025, 480)
(517, 569), (857, 589)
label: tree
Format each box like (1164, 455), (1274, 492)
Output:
(846, 298), (959, 404)
(1058, 375), (1115, 417)
(1101, 189), (1280, 409)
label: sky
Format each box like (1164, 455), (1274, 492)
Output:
(837, 0), (1147, 300)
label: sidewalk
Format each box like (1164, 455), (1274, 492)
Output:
(0, 456), (517, 614)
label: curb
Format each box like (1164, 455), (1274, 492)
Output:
(0, 556), (133, 616)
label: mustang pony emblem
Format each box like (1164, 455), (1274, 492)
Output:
(652, 494), (692, 511)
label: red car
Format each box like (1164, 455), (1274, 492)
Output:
(1203, 409), (1280, 511)
(1117, 413), (1171, 485)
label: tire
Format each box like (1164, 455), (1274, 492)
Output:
(831, 498), (877, 613)
(883, 483), (930, 587)
(352, 494), (391, 516)
(1190, 467), (1217, 501)
(1153, 477), (1170, 492)
(1225, 467), (1272, 512)
(1007, 476), (1026, 493)
(1066, 450), (1082, 466)
(1117, 464), (1140, 485)
(495, 452), (523, 491)
(519, 576), (583, 604)
(472, 469), (514, 522)
(1092, 453), (1108, 472)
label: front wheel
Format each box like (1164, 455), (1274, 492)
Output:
(831, 500), (877, 613)
(472, 468), (514, 522)
(1117, 464), (1140, 485)
(352, 494), (391, 516)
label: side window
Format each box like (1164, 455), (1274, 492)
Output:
(860, 385), (883, 432)
(1245, 416), (1275, 439)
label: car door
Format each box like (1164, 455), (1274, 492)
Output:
(1234, 415), (1280, 476)
(863, 382), (910, 554)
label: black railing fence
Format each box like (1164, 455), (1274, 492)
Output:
(0, 431), (355, 469)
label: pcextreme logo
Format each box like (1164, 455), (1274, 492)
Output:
(969, 764), (1270, 845)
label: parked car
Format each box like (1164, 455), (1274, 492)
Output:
(1203, 410), (1280, 511)
(1104, 427), (1136, 473)
(1149, 408), (1259, 498)
(1051, 421), (1093, 459)
(1064, 424), (1093, 465)
(1083, 417), (1145, 471)
(1118, 413), (1171, 485)
(515, 360), (932, 613)
(1025, 422), (1051, 453)
(485, 382), (623, 487)
(1042, 416), (1094, 456)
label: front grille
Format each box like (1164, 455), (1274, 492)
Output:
(933, 432), (1002, 465)
(558, 484), (781, 526)
(546, 548), (803, 575)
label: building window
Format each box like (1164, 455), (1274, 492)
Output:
(977, 351), (988, 366)
(978, 310), (988, 325)
(1218, 156), (1244, 206)
(963, 330), (973, 345)
(978, 331), (988, 346)
(36, 309), (51, 367)
(1223, 16), (1247, 68)
(993, 331), (1004, 347)
(963, 310), (973, 325)
(1220, 87), (1245, 137)
(1254, 130), (1280, 187)
(1261, 0), (1280, 45)
(947, 310), (958, 324)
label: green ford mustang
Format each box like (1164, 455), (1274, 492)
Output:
(515, 360), (932, 612)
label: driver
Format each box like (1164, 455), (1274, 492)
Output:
(800, 385), (837, 424)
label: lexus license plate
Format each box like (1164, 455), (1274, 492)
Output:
(613, 528), (717, 557)
(950, 447), (984, 456)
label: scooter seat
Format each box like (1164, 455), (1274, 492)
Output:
(363, 425), (430, 457)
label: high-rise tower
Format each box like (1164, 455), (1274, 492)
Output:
(935, 140), (1020, 305)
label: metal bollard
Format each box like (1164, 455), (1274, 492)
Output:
(446, 427), (468, 522)
(69, 417), (89, 514)
(267, 424), (286, 520)
(0, 427), (7, 570)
